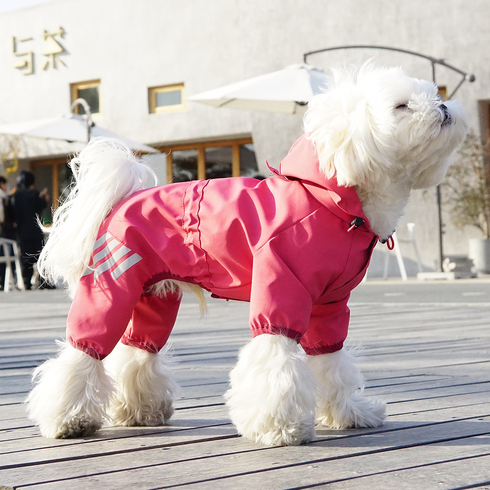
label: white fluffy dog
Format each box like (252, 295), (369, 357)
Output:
(26, 65), (467, 446)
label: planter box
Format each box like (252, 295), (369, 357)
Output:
(469, 238), (490, 273)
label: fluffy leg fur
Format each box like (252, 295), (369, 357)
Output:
(225, 334), (318, 446)
(25, 342), (112, 438)
(307, 348), (386, 429)
(104, 342), (178, 426)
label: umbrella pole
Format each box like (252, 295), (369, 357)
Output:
(71, 98), (93, 143)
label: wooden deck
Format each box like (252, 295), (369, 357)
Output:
(1, 281), (490, 489)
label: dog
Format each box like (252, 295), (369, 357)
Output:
(25, 64), (468, 446)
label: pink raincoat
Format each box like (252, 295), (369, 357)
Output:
(67, 135), (377, 360)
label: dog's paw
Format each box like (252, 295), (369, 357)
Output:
(307, 349), (386, 430)
(55, 416), (103, 439)
(225, 335), (318, 446)
(107, 399), (174, 427)
(317, 395), (386, 429)
(25, 342), (112, 439)
(104, 343), (178, 427)
(242, 416), (316, 446)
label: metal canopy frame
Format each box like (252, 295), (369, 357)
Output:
(303, 45), (476, 272)
(304, 45), (475, 99)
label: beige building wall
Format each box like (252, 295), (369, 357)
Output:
(0, 0), (488, 275)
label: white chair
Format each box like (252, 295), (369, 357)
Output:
(0, 238), (25, 292)
(383, 223), (423, 281)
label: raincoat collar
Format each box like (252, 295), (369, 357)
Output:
(276, 134), (373, 234)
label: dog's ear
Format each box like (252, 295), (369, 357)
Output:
(306, 97), (391, 188)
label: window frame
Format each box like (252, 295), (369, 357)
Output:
(149, 83), (186, 113)
(70, 79), (101, 115)
(161, 138), (255, 182)
(438, 86), (447, 101)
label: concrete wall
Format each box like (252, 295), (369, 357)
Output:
(0, 0), (488, 276)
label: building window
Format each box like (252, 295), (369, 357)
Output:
(71, 80), (101, 115)
(162, 139), (261, 183)
(438, 86), (447, 101)
(149, 83), (186, 113)
(170, 149), (199, 182)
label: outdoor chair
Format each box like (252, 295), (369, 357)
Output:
(0, 238), (25, 292)
(382, 223), (423, 280)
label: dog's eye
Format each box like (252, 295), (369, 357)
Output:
(396, 103), (409, 110)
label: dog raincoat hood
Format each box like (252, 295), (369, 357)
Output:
(278, 134), (373, 233)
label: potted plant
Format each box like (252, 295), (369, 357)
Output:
(443, 132), (490, 273)
(0, 134), (21, 176)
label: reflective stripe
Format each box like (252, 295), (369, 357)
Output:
(93, 233), (111, 251)
(94, 244), (132, 281)
(82, 266), (94, 277)
(82, 233), (114, 277)
(82, 233), (142, 281)
(92, 237), (118, 265)
(110, 253), (142, 280)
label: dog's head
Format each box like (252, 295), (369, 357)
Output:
(303, 64), (468, 191)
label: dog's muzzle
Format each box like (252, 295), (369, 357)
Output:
(440, 104), (452, 126)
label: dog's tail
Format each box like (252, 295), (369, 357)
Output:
(38, 137), (157, 296)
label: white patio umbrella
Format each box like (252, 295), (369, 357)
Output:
(187, 64), (329, 114)
(0, 99), (156, 153)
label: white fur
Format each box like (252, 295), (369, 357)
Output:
(25, 342), (113, 438)
(304, 63), (468, 240)
(27, 64), (468, 446)
(307, 349), (386, 429)
(104, 342), (178, 426)
(149, 279), (207, 315)
(224, 334), (318, 446)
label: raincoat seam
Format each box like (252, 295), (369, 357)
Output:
(181, 182), (193, 276)
(251, 324), (303, 342)
(196, 180), (214, 288)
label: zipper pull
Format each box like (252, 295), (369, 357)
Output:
(347, 217), (365, 232)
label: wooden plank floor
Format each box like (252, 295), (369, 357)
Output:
(1, 281), (490, 490)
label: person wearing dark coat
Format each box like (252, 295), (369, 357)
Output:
(0, 175), (9, 290)
(9, 171), (49, 289)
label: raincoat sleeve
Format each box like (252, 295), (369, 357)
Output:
(248, 233), (316, 342)
(300, 295), (350, 355)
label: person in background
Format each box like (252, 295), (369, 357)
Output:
(0, 176), (7, 223)
(8, 171), (49, 290)
(0, 176), (8, 290)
